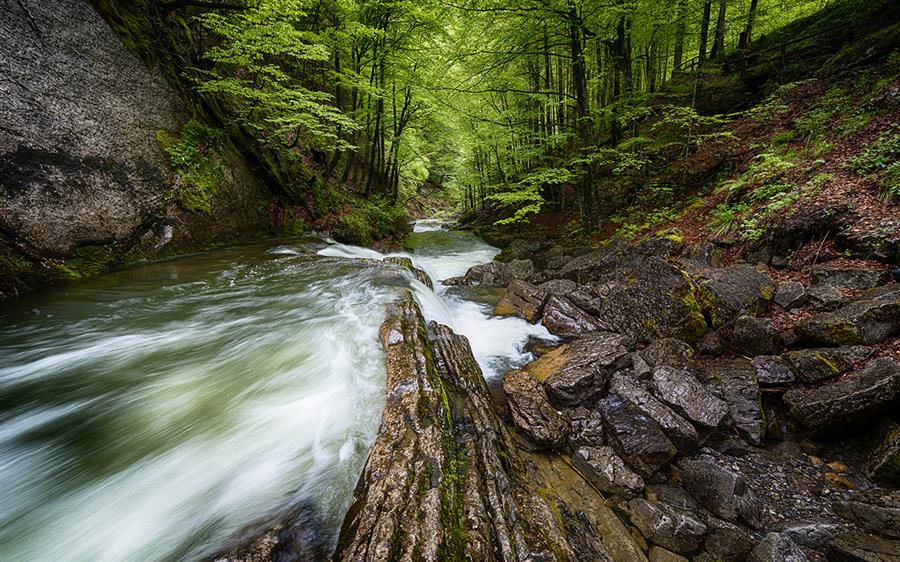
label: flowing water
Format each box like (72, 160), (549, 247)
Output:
(0, 223), (554, 561)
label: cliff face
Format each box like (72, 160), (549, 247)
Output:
(0, 0), (271, 297)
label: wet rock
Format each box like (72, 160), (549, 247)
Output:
(540, 333), (632, 406)
(781, 521), (842, 548)
(728, 315), (779, 356)
(503, 370), (569, 448)
(443, 259), (534, 286)
(696, 330), (727, 356)
(807, 283), (845, 311)
(774, 281), (807, 309)
(696, 265), (775, 327)
(598, 395), (677, 477)
(708, 360), (765, 446)
(626, 498), (707, 554)
(648, 547), (688, 562)
(651, 367), (729, 428)
(383, 256), (433, 289)
(828, 529), (900, 562)
(781, 346), (872, 384)
(678, 455), (763, 528)
(609, 373), (699, 453)
(796, 284), (900, 345)
(783, 357), (900, 430)
(496, 238), (544, 262)
(811, 265), (888, 289)
(683, 242), (725, 269)
(641, 338), (697, 373)
(867, 420), (900, 486)
(537, 278), (579, 295)
(834, 489), (900, 540)
(748, 532), (807, 562)
(573, 446), (645, 498)
(540, 295), (602, 337)
(703, 518), (754, 562)
(752, 355), (796, 385)
(494, 280), (546, 322)
(643, 484), (701, 511)
(568, 407), (606, 447)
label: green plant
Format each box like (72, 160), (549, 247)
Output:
(156, 119), (226, 214)
(850, 131), (900, 200)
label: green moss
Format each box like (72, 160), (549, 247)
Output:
(156, 120), (226, 214)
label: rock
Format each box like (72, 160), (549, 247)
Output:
(807, 283), (845, 311)
(824, 472), (855, 490)
(696, 330), (727, 356)
(648, 547), (689, 562)
(598, 256), (709, 342)
(537, 278), (579, 295)
(695, 265), (775, 327)
(573, 446), (645, 498)
(641, 338), (697, 373)
(752, 355), (796, 385)
(626, 498), (707, 554)
(678, 455), (763, 528)
(443, 259), (534, 286)
(748, 532), (807, 562)
(867, 420), (900, 486)
(833, 489), (900, 540)
(383, 256), (432, 289)
(781, 521), (842, 548)
(811, 265), (888, 289)
(709, 360), (765, 446)
(828, 528), (900, 562)
(540, 295), (602, 337)
(568, 407), (606, 447)
(496, 238), (544, 262)
(683, 242), (725, 268)
(503, 370), (569, 448)
(540, 332), (632, 406)
(598, 395), (677, 477)
(704, 518), (754, 562)
(609, 373), (700, 453)
(774, 282), (807, 309)
(781, 346), (873, 384)
(728, 315), (779, 356)
(796, 284), (900, 345)
(651, 367), (729, 428)
(783, 357), (900, 430)
(643, 484), (701, 511)
(494, 280), (546, 322)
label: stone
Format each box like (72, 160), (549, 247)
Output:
(536, 278), (579, 295)
(807, 283), (845, 311)
(708, 360), (765, 446)
(728, 315), (779, 356)
(784, 357), (900, 430)
(568, 407), (606, 447)
(682, 242), (725, 268)
(834, 489), (900, 540)
(811, 265), (888, 289)
(648, 547), (689, 562)
(781, 346), (873, 384)
(704, 518), (754, 562)
(867, 420), (900, 486)
(796, 284), (900, 345)
(774, 281), (807, 309)
(541, 332), (632, 406)
(573, 446), (645, 498)
(609, 373), (700, 453)
(752, 355), (796, 385)
(824, 472), (855, 490)
(598, 395), (677, 477)
(503, 370), (569, 448)
(641, 338), (698, 373)
(494, 280), (546, 322)
(626, 498), (707, 554)
(678, 455), (763, 528)
(781, 521), (842, 548)
(748, 532), (807, 562)
(828, 529), (900, 562)
(540, 295), (602, 337)
(443, 259), (534, 286)
(383, 256), (432, 289)
(695, 265), (776, 327)
(651, 366), (729, 428)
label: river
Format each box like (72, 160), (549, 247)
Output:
(0, 222), (554, 561)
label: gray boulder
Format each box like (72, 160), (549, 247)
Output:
(609, 373), (700, 453)
(573, 446), (645, 498)
(651, 367), (729, 428)
(626, 498), (707, 554)
(494, 280), (546, 322)
(751, 355), (795, 385)
(828, 529), (900, 562)
(781, 346), (872, 384)
(641, 338), (698, 373)
(796, 284), (900, 345)
(540, 295), (602, 337)
(833, 489), (900, 540)
(599, 395), (677, 477)
(784, 357), (900, 430)
(443, 259), (534, 286)
(807, 283), (845, 311)
(708, 360), (765, 446)
(568, 407), (606, 447)
(749, 532), (807, 562)
(541, 332), (632, 406)
(678, 455), (763, 528)
(774, 281), (807, 309)
(728, 315), (779, 356)
(695, 265), (775, 327)
(704, 518), (754, 562)
(867, 420), (900, 486)
(811, 265), (888, 289)
(503, 370), (569, 448)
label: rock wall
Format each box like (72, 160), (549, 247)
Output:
(0, 0), (270, 297)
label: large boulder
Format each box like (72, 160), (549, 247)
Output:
(598, 395), (677, 477)
(537, 333), (632, 406)
(641, 338), (698, 373)
(568, 407), (606, 447)
(796, 284), (900, 345)
(811, 265), (889, 289)
(707, 360), (765, 446)
(806, 284), (845, 311)
(751, 356), (795, 386)
(651, 367), (729, 428)
(678, 455), (763, 528)
(443, 259), (534, 286)
(774, 281), (807, 309)
(867, 420), (900, 486)
(783, 357), (900, 430)
(494, 280), (546, 322)
(540, 295), (602, 337)
(695, 265), (775, 327)
(626, 498), (707, 554)
(781, 346), (872, 384)
(609, 373), (700, 453)
(727, 316), (779, 357)
(833, 489), (900, 540)
(827, 529), (900, 562)
(573, 446), (645, 498)
(748, 532), (807, 562)
(503, 370), (569, 448)
(703, 518), (754, 562)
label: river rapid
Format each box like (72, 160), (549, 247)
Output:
(0, 222), (554, 561)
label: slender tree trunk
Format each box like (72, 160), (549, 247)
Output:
(710, 0), (727, 60)
(739, 0), (759, 49)
(699, 0), (712, 65)
(672, 0), (686, 71)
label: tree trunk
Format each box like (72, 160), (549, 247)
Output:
(699, 0), (712, 65)
(672, 0), (686, 71)
(739, 0), (759, 49)
(710, 0), (727, 60)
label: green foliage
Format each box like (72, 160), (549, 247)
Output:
(334, 198), (408, 245)
(491, 167), (574, 224)
(156, 119), (226, 214)
(850, 131), (900, 200)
